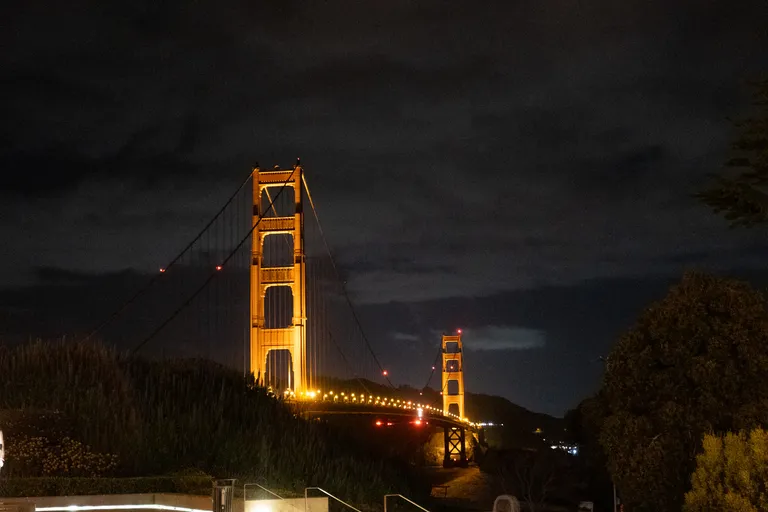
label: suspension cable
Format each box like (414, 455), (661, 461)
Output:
(302, 175), (395, 389)
(327, 329), (371, 395)
(422, 344), (443, 391)
(130, 167), (296, 356)
(79, 169), (256, 344)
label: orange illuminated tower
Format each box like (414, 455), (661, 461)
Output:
(250, 163), (307, 393)
(441, 331), (465, 418)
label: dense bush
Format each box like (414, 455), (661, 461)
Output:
(684, 428), (768, 512)
(597, 272), (768, 511)
(0, 341), (413, 503)
(6, 435), (117, 477)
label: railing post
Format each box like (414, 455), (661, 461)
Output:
(213, 479), (236, 512)
(383, 494), (430, 512)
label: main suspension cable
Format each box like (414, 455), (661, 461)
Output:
(79, 170), (255, 344)
(130, 167), (296, 356)
(302, 175), (395, 389)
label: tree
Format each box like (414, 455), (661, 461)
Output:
(684, 428), (768, 512)
(496, 447), (577, 512)
(499, 448), (557, 512)
(598, 271), (768, 511)
(564, 396), (614, 512)
(697, 81), (768, 227)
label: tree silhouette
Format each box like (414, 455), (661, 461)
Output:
(598, 272), (768, 511)
(697, 81), (768, 227)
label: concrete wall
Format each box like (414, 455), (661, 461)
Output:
(1, 494), (328, 512)
(245, 497), (327, 512)
(2, 493), (211, 512)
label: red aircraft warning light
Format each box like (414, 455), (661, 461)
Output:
(382, 370), (388, 376)
(215, 265), (223, 271)
(375, 420), (383, 427)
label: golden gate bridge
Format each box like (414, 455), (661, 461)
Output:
(85, 161), (475, 466)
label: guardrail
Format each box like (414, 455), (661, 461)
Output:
(383, 494), (430, 512)
(304, 487), (362, 512)
(244, 482), (304, 512)
(245, 482), (285, 500)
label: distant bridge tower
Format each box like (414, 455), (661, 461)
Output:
(441, 330), (468, 467)
(250, 163), (307, 393)
(442, 331), (465, 418)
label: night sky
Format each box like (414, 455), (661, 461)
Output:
(2, 1), (768, 416)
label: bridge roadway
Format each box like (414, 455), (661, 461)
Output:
(290, 398), (474, 431)
(290, 398), (477, 467)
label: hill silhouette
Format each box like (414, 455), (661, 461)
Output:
(319, 378), (565, 449)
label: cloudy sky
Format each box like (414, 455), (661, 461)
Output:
(2, 0), (768, 415)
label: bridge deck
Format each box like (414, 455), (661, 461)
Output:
(289, 399), (473, 430)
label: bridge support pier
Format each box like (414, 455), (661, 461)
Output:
(443, 426), (468, 468)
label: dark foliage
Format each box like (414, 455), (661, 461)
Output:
(0, 341), (414, 504)
(697, 81), (768, 227)
(479, 446), (578, 511)
(597, 271), (768, 511)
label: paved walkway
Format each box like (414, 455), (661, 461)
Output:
(424, 466), (499, 511)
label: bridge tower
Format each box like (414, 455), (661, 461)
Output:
(250, 163), (308, 393)
(442, 331), (465, 418)
(442, 331), (467, 467)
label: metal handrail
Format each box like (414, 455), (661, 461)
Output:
(243, 483), (306, 512)
(243, 483), (307, 512)
(244, 482), (287, 500)
(304, 487), (363, 512)
(383, 494), (430, 512)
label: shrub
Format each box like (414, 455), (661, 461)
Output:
(0, 340), (413, 503)
(684, 429), (768, 512)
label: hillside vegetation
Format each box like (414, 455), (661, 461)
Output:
(0, 341), (412, 503)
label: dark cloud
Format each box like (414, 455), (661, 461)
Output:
(2, 0), (768, 414)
